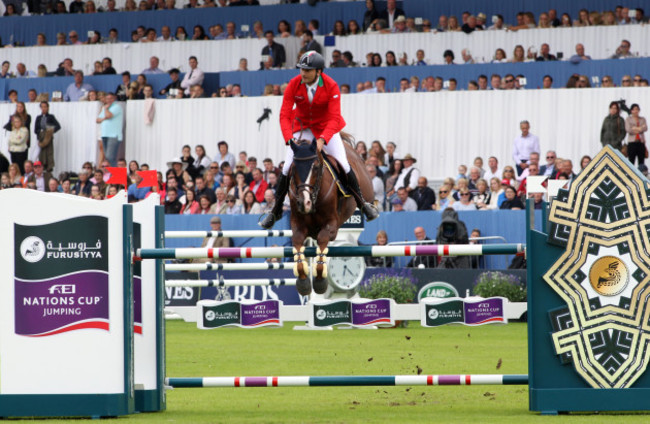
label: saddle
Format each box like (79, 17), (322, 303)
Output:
(321, 153), (351, 198)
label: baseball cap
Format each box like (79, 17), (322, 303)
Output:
(34, 161), (43, 167)
(501, 179), (510, 185)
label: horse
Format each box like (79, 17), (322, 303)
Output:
(287, 134), (375, 295)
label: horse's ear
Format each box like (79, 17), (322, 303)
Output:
(290, 140), (298, 152)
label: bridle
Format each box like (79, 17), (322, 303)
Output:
(291, 147), (323, 212)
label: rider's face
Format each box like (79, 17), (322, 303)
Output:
(300, 68), (318, 85)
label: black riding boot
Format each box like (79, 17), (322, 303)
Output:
(259, 174), (290, 229)
(346, 171), (379, 221)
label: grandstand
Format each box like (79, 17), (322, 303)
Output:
(0, 0), (648, 207)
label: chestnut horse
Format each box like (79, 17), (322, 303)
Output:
(288, 136), (374, 295)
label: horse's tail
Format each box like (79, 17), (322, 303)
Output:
(340, 131), (355, 147)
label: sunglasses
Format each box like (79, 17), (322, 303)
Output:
(634, 78), (642, 82)
(227, 200), (235, 203)
(439, 190), (448, 194)
(505, 79), (514, 83)
(623, 79), (631, 83)
(602, 79), (611, 82)
(210, 166), (218, 169)
(504, 169), (514, 173)
(546, 156), (555, 159)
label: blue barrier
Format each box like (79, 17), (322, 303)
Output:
(2, 57), (646, 101)
(0, 0), (632, 50)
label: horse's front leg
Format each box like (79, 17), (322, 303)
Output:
(291, 230), (311, 296)
(312, 223), (337, 294)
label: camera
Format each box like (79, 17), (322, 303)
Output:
(492, 15), (499, 24)
(169, 88), (179, 97)
(629, 9), (636, 18)
(87, 30), (95, 38)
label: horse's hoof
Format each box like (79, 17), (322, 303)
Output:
(313, 277), (329, 294)
(296, 278), (312, 296)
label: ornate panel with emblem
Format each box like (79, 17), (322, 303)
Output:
(528, 146), (650, 413)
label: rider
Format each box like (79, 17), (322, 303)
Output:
(260, 51), (379, 229)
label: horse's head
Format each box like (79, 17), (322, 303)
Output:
(290, 139), (323, 214)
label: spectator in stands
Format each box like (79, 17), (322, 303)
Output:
(249, 168), (268, 203)
(396, 187), (417, 211)
(364, 164), (384, 210)
(492, 48), (507, 63)
(215, 141), (235, 168)
(158, 26), (174, 41)
(555, 159), (576, 181)
(143, 56), (164, 74)
(516, 161), (539, 199)
(385, 51), (398, 66)
(411, 177), (435, 210)
(580, 155), (591, 171)
(127, 173), (150, 202)
(626, 104), (648, 167)
(542, 75), (553, 89)
(308, 19), (320, 35)
(277, 20), (291, 38)
(611, 40), (633, 59)
(453, 188), (477, 211)
(362, 0), (379, 31)
(379, 0), (405, 28)
(159, 69), (181, 98)
(69, 0), (84, 13)
(180, 56), (204, 95)
(28, 161), (52, 192)
(446, 15), (460, 31)
(488, 14), (505, 30)
(500, 185), (524, 210)
(242, 191), (262, 215)
(483, 156), (502, 181)
(330, 20), (347, 36)
(55, 58), (75, 77)
(536, 43), (557, 61)
(225, 194), (243, 215)
(64, 71), (94, 101)
(73, 169), (93, 196)
(329, 50), (345, 68)
(96, 92), (123, 166)
(509, 45), (525, 63)
(434, 184), (453, 210)
(569, 44), (591, 63)
(408, 227), (436, 268)
(540, 151), (557, 177)
(460, 48), (475, 64)
(34, 101), (61, 173)
(490, 74), (501, 90)
(102, 57), (116, 74)
(347, 20), (361, 35)
(261, 31), (286, 70)
(301, 30), (322, 55)
(68, 30), (82, 45)
(575, 75), (591, 88)
(7, 115), (29, 174)
(15, 63), (35, 78)
(391, 15), (409, 33)
(503, 74), (516, 90)
(164, 188), (182, 213)
(461, 15), (481, 33)
(443, 50), (455, 64)
(621, 75), (633, 87)
(175, 26), (188, 41)
(262, 158), (279, 182)
(512, 120), (540, 176)
(0, 61), (11, 78)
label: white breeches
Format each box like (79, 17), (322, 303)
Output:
(282, 129), (351, 175)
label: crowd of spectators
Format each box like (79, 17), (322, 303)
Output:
(1, 1), (649, 98)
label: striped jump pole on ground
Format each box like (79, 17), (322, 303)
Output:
(165, 262), (297, 272)
(138, 244), (525, 260)
(166, 374), (529, 388)
(165, 278), (297, 288)
(164, 230), (293, 239)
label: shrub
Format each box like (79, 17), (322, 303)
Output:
(473, 271), (527, 302)
(358, 269), (417, 304)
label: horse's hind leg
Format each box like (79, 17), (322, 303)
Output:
(312, 227), (334, 294)
(292, 239), (311, 296)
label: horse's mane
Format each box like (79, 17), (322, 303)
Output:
(340, 131), (355, 147)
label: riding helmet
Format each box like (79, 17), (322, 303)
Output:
(296, 51), (325, 70)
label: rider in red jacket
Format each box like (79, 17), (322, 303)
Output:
(260, 51), (379, 229)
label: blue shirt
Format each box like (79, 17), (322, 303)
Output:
(127, 183), (151, 201)
(98, 102), (123, 141)
(64, 82), (95, 101)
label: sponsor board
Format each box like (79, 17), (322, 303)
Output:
(198, 300), (282, 329)
(418, 281), (459, 301)
(310, 298), (395, 328)
(421, 297), (506, 327)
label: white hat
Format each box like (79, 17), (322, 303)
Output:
(167, 157), (188, 170)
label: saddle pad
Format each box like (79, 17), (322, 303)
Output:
(322, 155), (351, 198)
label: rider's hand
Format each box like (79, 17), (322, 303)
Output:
(286, 138), (296, 146)
(316, 138), (325, 152)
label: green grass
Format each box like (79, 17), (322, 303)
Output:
(16, 321), (650, 423)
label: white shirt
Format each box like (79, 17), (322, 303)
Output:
(306, 81), (318, 103)
(180, 66), (205, 95)
(401, 197), (417, 211)
(371, 176), (385, 211)
(512, 133), (540, 167)
(395, 165), (419, 191)
(484, 167), (502, 182)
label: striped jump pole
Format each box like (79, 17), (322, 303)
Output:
(165, 278), (297, 288)
(137, 244), (525, 260)
(165, 230), (293, 239)
(166, 374), (528, 388)
(165, 262), (297, 272)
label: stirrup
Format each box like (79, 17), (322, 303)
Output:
(361, 202), (379, 221)
(258, 212), (278, 229)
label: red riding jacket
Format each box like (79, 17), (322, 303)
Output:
(279, 73), (346, 144)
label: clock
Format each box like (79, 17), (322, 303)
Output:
(326, 243), (366, 292)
